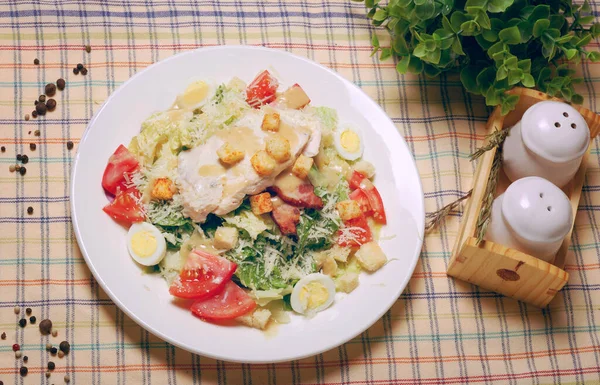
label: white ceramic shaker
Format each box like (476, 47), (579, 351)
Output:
(503, 101), (589, 188)
(485, 176), (572, 262)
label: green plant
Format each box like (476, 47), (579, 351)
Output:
(358, 0), (600, 113)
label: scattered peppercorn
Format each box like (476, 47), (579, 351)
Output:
(34, 130), (40, 136)
(50, 347), (57, 355)
(58, 350), (65, 358)
(25, 114), (30, 121)
(48, 362), (55, 370)
(12, 344), (20, 352)
(16, 154), (22, 161)
(21, 155), (29, 164)
(1, 146), (5, 152)
(39, 95), (46, 103)
(76, 63), (84, 70)
(32, 110), (38, 118)
(0, 380), (3, 385)
(19, 167), (26, 176)
(64, 374), (70, 383)
(73, 67), (79, 75)
(59, 341), (70, 354)
(34, 100), (39, 105)
(25, 308), (32, 315)
(81, 67), (88, 75)
(30, 143), (36, 151)
(1, 332), (5, 339)
(27, 207), (33, 215)
(15, 165), (21, 171)
(85, 45), (92, 53)
(9, 165), (15, 172)
(15, 350), (22, 359)
(57, 78), (66, 90)
(29, 316), (36, 324)
(23, 356), (28, 362)
(19, 366), (27, 377)
(46, 98), (57, 111)
(40, 319), (53, 335)
(52, 329), (58, 337)
(36, 102), (47, 116)
(45, 83), (57, 97)
(46, 343), (53, 351)
(46, 371), (51, 378)
(28, 131), (31, 134)
(18, 319), (26, 327)
(67, 141), (74, 150)
(34, 58), (39, 65)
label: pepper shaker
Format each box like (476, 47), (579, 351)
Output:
(485, 176), (572, 262)
(503, 101), (589, 188)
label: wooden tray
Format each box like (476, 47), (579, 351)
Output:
(447, 87), (600, 308)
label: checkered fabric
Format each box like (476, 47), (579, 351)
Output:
(1, 1), (599, 384)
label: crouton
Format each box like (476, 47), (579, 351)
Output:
(321, 256), (337, 277)
(250, 192), (273, 215)
(355, 241), (387, 272)
(214, 227), (239, 250)
(265, 135), (291, 163)
(329, 245), (352, 263)
(151, 178), (175, 200)
(336, 200), (363, 221)
(236, 308), (272, 330)
(292, 155), (313, 179)
(217, 142), (245, 165)
(353, 160), (375, 178)
(251, 150), (277, 176)
(261, 112), (281, 132)
(336, 272), (359, 293)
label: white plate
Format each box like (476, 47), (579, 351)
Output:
(71, 46), (424, 363)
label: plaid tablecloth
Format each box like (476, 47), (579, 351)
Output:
(1, 1), (599, 384)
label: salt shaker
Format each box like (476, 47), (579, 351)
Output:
(503, 101), (589, 188)
(485, 176), (572, 262)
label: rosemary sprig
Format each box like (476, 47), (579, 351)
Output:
(425, 190), (472, 233)
(475, 146), (503, 244)
(470, 127), (509, 161)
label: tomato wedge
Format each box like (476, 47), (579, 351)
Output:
(102, 187), (145, 224)
(246, 70), (279, 108)
(190, 281), (256, 321)
(102, 145), (139, 195)
(349, 189), (373, 216)
(337, 215), (372, 248)
(348, 170), (366, 190)
(169, 250), (237, 300)
(358, 178), (387, 224)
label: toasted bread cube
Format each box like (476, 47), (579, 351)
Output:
(214, 227), (239, 250)
(355, 241), (387, 272)
(321, 256), (337, 277)
(265, 135), (291, 163)
(251, 150), (277, 176)
(236, 308), (272, 330)
(151, 177), (175, 200)
(292, 155), (313, 179)
(250, 192), (273, 215)
(336, 272), (359, 293)
(329, 245), (352, 263)
(217, 142), (245, 165)
(336, 200), (362, 221)
(261, 112), (281, 132)
(352, 160), (375, 178)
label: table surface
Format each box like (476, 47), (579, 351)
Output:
(1, 1), (599, 384)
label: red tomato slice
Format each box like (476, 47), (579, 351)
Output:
(102, 188), (145, 224)
(102, 145), (139, 195)
(358, 178), (387, 224)
(246, 70), (279, 108)
(348, 170), (366, 190)
(190, 281), (256, 321)
(337, 215), (372, 248)
(350, 189), (373, 216)
(169, 250), (237, 300)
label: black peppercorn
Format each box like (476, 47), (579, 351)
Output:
(25, 308), (31, 315)
(23, 355), (28, 362)
(32, 110), (38, 118)
(19, 167), (26, 176)
(81, 67), (88, 75)
(30, 143), (36, 151)
(48, 361), (55, 370)
(57, 78), (66, 90)
(21, 155), (28, 164)
(45, 83), (56, 97)
(33, 58), (39, 65)
(73, 67), (79, 75)
(46, 98), (57, 111)
(76, 63), (84, 70)
(67, 141), (74, 150)
(50, 347), (57, 355)
(18, 318), (26, 327)
(39, 95), (46, 103)
(36, 102), (47, 116)
(29, 316), (36, 324)
(19, 366), (28, 376)
(27, 207), (33, 215)
(1, 332), (6, 339)
(39, 319), (52, 335)
(16, 154), (22, 161)
(0, 146), (5, 152)
(59, 341), (70, 354)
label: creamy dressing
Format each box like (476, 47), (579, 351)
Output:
(274, 168), (304, 191)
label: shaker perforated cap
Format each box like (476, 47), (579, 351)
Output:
(502, 176), (572, 244)
(520, 101), (589, 163)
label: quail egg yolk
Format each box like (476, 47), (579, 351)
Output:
(130, 231), (158, 258)
(339, 130), (361, 153)
(179, 81), (209, 108)
(299, 281), (330, 310)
